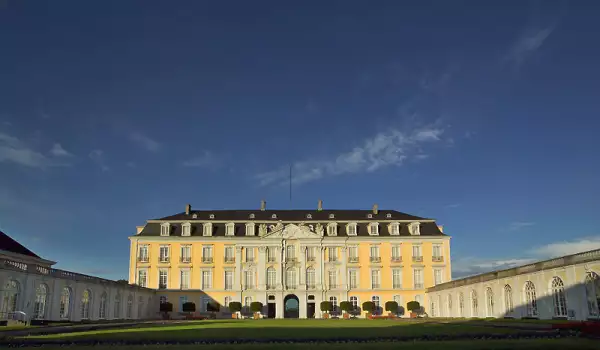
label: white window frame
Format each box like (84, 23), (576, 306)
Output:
(202, 245), (213, 263)
(224, 246), (234, 262)
(371, 269), (381, 289)
(180, 269), (190, 290)
(159, 245), (170, 263)
(158, 269), (168, 289)
(392, 269), (402, 289)
(180, 245), (191, 263)
(224, 270), (234, 290)
(225, 223), (235, 236)
(390, 223), (400, 235)
(201, 270), (212, 289)
(346, 223), (357, 236)
(413, 268), (424, 289)
(369, 222), (379, 236)
(348, 269), (359, 289)
(137, 269), (148, 287)
(245, 223), (255, 236)
(181, 222), (191, 236)
(203, 223), (213, 236)
(328, 247), (338, 262)
(246, 247), (255, 262)
(409, 222), (421, 235)
(244, 270), (254, 289)
(138, 245), (149, 261)
(327, 223), (337, 236)
(328, 270), (337, 289)
(160, 223), (170, 236)
(392, 245), (401, 260)
(434, 269), (443, 285)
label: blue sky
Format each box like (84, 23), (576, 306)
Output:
(1, 1), (599, 280)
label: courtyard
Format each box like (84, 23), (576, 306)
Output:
(1, 319), (598, 349)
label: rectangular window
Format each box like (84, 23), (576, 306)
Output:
(349, 270), (358, 289)
(434, 269), (443, 285)
(432, 245), (443, 262)
(268, 247), (277, 262)
(182, 224), (191, 236)
(286, 245), (295, 261)
(390, 223), (400, 235)
(327, 224), (337, 236)
(202, 270), (212, 289)
(328, 270), (337, 288)
(413, 269), (424, 289)
(137, 270), (147, 287)
(159, 245), (170, 263)
(159, 269), (168, 289)
(138, 245), (149, 262)
(224, 271), (233, 290)
(348, 246), (359, 263)
(245, 224), (255, 236)
(347, 224), (357, 236)
(329, 247), (338, 262)
(160, 224), (169, 236)
(244, 270), (254, 289)
(224, 246), (235, 263)
(306, 268), (315, 288)
(226, 223), (234, 236)
(392, 269), (402, 289)
(412, 245), (423, 262)
(392, 245), (401, 261)
(202, 246), (213, 263)
(371, 270), (380, 289)
(369, 223), (379, 235)
(203, 223), (212, 236)
(180, 270), (190, 289)
(306, 247), (316, 261)
(370, 246), (380, 262)
(180, 245), (191, 263)
(246, 247), (255, 262)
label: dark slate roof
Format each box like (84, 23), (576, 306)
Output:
(0, 230), (41, 258)
(156, 209), (429, 222)
(138, 221), (445, 237)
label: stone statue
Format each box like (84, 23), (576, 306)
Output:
(315, 223), (324, 236)
(258, 224), (267, 236)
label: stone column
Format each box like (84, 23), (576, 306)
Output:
(318, 246), (325, 290)
(275, 293), (284, 319)
(235, 247), (242, 291)
(341, 246), (347, 290)
(300, 246), (307, 287)
(299, 293), (307, 318)
(258, 246), (266, 290)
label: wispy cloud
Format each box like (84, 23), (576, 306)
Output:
(508, 221), (536, 231)
(50, 143), (72, 157)
(453, 235), (600, 278)
(0, 131), (69, 168)
(89, 149), (109, 172)
(256, 125), (446, 186)
(183, 151), (218, 168)
(505, 25), (555, 67)
(130, 131), (160, 152)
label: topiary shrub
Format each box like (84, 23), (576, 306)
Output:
(407, 301), (420, 317)
(182, 302), (196, 313)
(229, 301), (242, 314)
(320, 301), (333, 317)
(159, 301), (173, 313)
(207, 301), (220, 313)
(250, 301), (263, 314)
(385, 301), (398, 314)
(340, 301), (352, 315)
(362, 301), (375, 317)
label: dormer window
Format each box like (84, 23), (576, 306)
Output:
(271, 214), (277, 219)
(390, 223), (400, 235)
(306, 214), (312, 219)
(182, 223), (191, 236)
(386, 213), (392, 219)
(329, 214), (335, 219)
(369, 222), (379, 236)
(209, 214), (215, 219)
(367, 213), (373, 219)
(160, 223), (170, 236)
(203, 223), (213, 236)
(192, 214), (198, 219)
(245, 223), (255, 236)
(225, 223), (235, 236)
(327, 223), (337, 236)
(409, 222), (421, 236)
(249, 213), (255, 219)
(346, 223), (357, 236)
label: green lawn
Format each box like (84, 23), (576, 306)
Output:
(27, 338), (600, 350)
(22, 319), (533, 342)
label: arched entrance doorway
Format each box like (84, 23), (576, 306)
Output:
(284, 294), (299, 318)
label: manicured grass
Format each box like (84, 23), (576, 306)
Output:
(28, 338), (600, 350)
(23, 319), (527, 342)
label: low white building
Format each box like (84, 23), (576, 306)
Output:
(0, 230), (156, 322)
(426, 249), (600, 321)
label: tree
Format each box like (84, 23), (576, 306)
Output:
(207, 301), (220, 313)
(407, 301), (421, 314)
(385, 301), (399, 314)
(320, 301), (333, 313)
(340, 301), (352, 315)
(229, 301), (242, 314)
(116, 279), (129, 284)
(182, 302), (196, 313)
(362, 301), (375, 315)
(250, 302), (263, 314)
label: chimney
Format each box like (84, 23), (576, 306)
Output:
(317, 199), (323, 211)
(185, 204), (191, 215)
(372, 204), (379, 215)
(260, 200), (266, 211)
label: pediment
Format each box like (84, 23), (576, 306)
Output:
(261, 223), (322, 239)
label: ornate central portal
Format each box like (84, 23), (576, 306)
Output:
(284, 294), (299, 318)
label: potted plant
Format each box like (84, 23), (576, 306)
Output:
(229, 301), (242, 319)
(320, 301), (332, 319)
(340, 301), (352, 319)
(182, 302), (196, 319)
(385, 301), (398, 318)
(407, 301), (420, 318)
(159, 301), (173, 320)
(250, 302), (263, 319)
(362, 301), (375, 319)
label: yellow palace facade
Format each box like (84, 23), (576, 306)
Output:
(128, 201), (451, 318)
